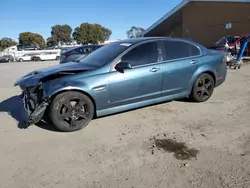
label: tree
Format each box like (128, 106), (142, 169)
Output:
(101, 27), (112, 41)
(51, 24), (72, 43)
(19, 32), (46, 49)
(126, 26), (145, 38)
(46, 37), (57, 47)
(72, 27), (80, 43)
(73, 23), (112, 44)
(0, 38), (17, 51)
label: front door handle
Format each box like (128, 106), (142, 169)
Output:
(190, 60), (197, 64)
(150, 67), (160, 72)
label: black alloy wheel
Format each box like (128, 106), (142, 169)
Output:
(49, 91), (94, 132)
(190, 73), (214, 102)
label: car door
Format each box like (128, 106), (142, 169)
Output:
(108, 41), (162, 107)
(160, 40), (201, 96)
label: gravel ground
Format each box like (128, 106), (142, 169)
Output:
(0, 61), (250, 188)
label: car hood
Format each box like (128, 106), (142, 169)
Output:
(14, 62), (96, 87)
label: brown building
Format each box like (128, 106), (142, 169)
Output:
(143, 0), (250, 47)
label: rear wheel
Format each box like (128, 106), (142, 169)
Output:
(49, 91), (94, 132)
(56, 56), (60, 60)
(190, 73), (214, 102)
(19, 58), (23, 62)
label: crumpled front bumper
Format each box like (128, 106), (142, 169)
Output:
(21, 89), (49, 127)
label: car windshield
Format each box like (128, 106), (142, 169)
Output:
(216, 37), (226, 45)
(78, 43), (131, 67)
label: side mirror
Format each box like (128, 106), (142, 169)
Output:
(115, 62), (132, 71)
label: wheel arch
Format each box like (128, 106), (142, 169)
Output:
(202, 71), (216, 86)
(189, 68), (217, 94)
(48, 89), (97, 117)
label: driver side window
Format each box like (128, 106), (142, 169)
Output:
(120, 41), (158, 67)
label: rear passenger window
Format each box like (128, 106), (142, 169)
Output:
(162, 41), (200, 61)
(121, 42), (158, 67)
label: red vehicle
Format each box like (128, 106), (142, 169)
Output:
(210, 35), (240, 52)
(210, 34), (250, 57)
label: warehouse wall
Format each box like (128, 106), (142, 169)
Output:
(183, 2), (250, 47)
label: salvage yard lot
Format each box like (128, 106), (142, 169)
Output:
(0, 61), (250, 188)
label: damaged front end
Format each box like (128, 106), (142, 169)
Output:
(14, 62), (95, 128)
(20, 84), (49, 127)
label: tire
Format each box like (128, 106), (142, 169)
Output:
(19, 58), (23, 62)
(49, 91), (95, 132)
(56, 56), (60, 60)
(37, 57), (41, 61)
(190, 73), (214, 102)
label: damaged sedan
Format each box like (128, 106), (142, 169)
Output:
(15, 37), (227, 132)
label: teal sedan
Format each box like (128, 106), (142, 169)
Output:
(15, 37), (227, 132)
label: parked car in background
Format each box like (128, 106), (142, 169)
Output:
(209, 35), (241, 51)
(60, 44), (105, 64)
(31, 51), (60, 61)
(17, 44), (40, 51)
(15, 37), (227, 132)
(210, 34), (250, 58)
(16, 53), (40, 62)
(0, 55), (14, 63)
(238, 34), (250, 58)
(60, 47), (74, 54)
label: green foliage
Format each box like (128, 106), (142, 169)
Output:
(51, 24), (72, 43)
(102, 27), (112, 41)
(126, 26), (145, 38)
(73, 23), (112, 44)
(0, 38), (17, 51)
(19, 32), (46, 49)
(46, 37), (57, 47)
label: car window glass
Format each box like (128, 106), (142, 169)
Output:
(227, 36), (236, 43)
(73, 47), (84, 54)
(216, 37), (226, 45)
(79, 43), (130, 67)
(83, 47), (92, 53)
(121, 42), (158, 67)
(92, 46), (100, 50)
(162, 40), (200, 61)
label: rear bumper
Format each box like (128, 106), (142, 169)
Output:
(215, 76), (226, 87)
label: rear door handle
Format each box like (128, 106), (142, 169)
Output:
(150, 67), (160, 72)
(190, 60), (197, 64)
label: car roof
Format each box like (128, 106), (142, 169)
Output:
(112, 37), (200, 45)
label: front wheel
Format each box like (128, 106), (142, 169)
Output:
(190, 73), (214, 102)
(49, 91), (95, 132)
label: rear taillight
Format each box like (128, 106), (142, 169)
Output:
(64, 54), (69, 59)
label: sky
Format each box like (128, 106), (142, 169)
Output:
(0, 0), (182, 42)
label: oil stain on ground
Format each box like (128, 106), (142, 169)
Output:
(153, 138), (199, 160)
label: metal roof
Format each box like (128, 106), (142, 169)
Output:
(143, 0), (250, 36)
